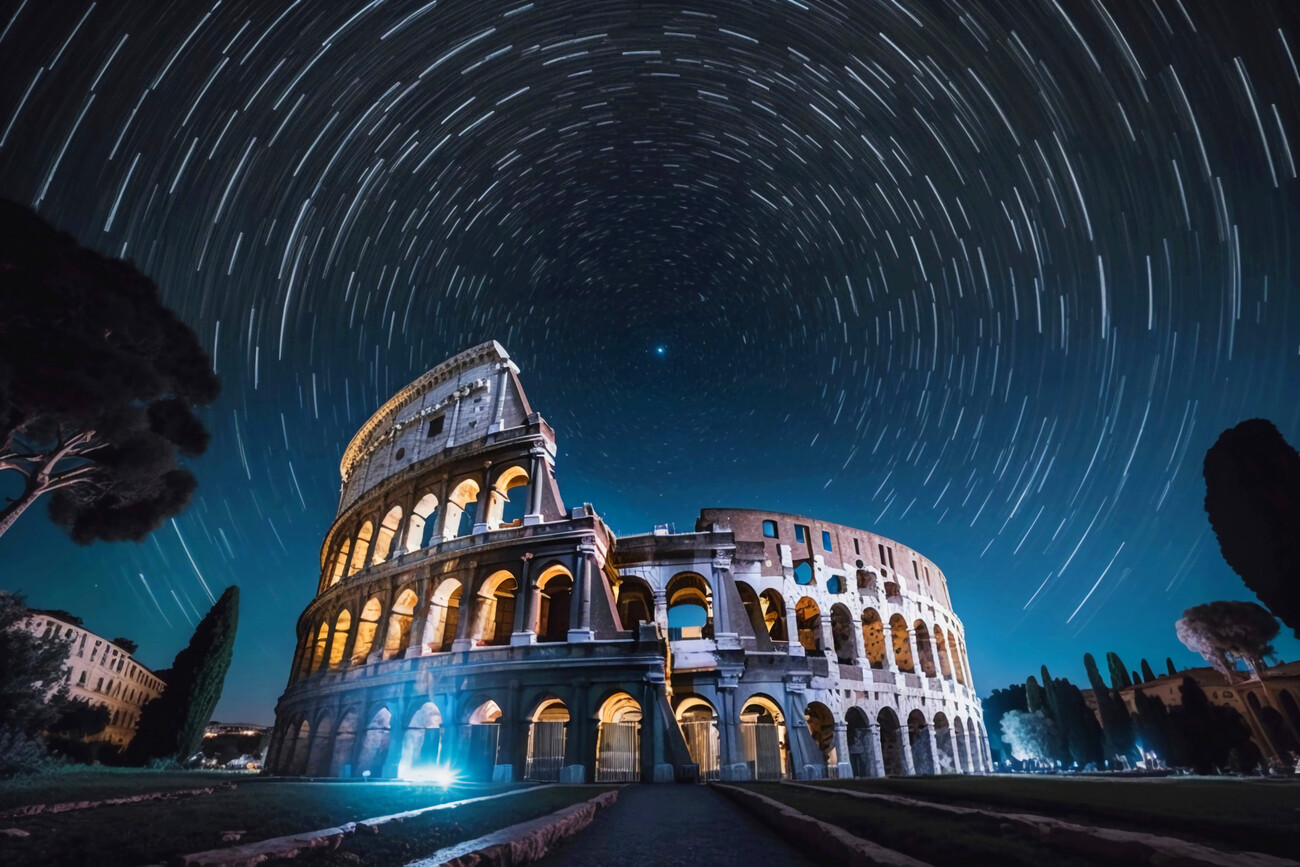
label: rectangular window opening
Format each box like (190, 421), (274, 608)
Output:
(821, 530), (833, 551)
(427, 415), (445, 438)
(762, 520), (778, 539)
(795, 525), (807, 544)
(853, 538), (860, 555)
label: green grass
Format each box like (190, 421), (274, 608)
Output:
(0, 767), (250, 812)
(739, 783), (1102, 866)
(280, 787), (615, 866)
(0, 779), (523, 867)
(804, 775), (1300, 858)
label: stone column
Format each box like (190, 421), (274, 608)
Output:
(370, 588), (396, 662)
(906, 628), (922, 675)
(451, 564), (478, 652)
(900, 728), (916, 776)
(316, 617), (337, 673)
(832, 720), (853, 778)
(445, 391), (463, 448)
(710, 554), (732, 636)
(867, 721), (886, 777)
(568, 543), (596, 643)
(405, 576), (431, 658)
(391, 491), (415, 557)
(652, 587), (668, 632)
(717, 678), (745, 780)
(524, 447), (546, 525)
(340, 601), (362, 667)
(489, 363), (510, 432)
(924, 723), (940, 774)
(510, 554), (537, 645)
(472, 462), (494, 534)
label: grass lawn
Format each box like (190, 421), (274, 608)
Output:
(805, 775), (1300, 858)
(278, 786), (616, 866)
(740, 783), (1100, 865)
(0, 778), (523, 866)
(0, 768), (250, 813)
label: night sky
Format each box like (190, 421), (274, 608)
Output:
(2, 0), (1298, 725)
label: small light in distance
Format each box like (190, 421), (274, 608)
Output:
(431, 766), (457, 788)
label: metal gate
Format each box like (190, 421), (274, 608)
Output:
(525, 721), (567, 782)
(459, 723), (500, 781)
(595, 721), (640, 782)
(680, 720), (720, 781)
(739, 722), (784, 780)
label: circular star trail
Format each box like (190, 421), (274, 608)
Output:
(2, 0), (1298, 720)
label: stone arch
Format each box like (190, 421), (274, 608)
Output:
(861, 608), (886, 669)
(329, 538), (351, 586)
(616, 576), (654, 632)
(675, 695), (720, 781)
(760, 589), (788, 642)
(878, 707), (905, 776)
(933, 625), (954, 679)
(328, 610), (351, 669)
(351, 597), (383, 663)
(804, 701), (836, 773)
(330, 710), (359, 776)
(357, 706), (392, 778)
(306, 714), (334, 776)
(308, 622), (329, 673)
(444, 478), (481, 539)
(666, 572), (713, 639)
(488, 464), (530, 528)
(952, 636), (969, 685)
(736, 581), (766, 640)
(535, 562), (573, 642)
(913, 620), (936, 677)
(846, 706), (875, 777)
(348, 521), (373, 575)
(830, 603), (855, 664)
(890, 614), (914, 673)
(429, 579), (462, 653)
(383, 587), (419, 659)
(595, 691), (642, 782)
(289, 720), (312, 775)
(933, 712), (956, 773)
(953, 715), (970, 773)
(908, 708), (935, 774)
(473, 569), (518, 647)
(1280, 689), (1300, 733)
(399, 701), (444, 779)
(525, 698), (569, 782)
(372, 506), (403, 564)
(462, 697), (503, 781)
(968, 716), (985, 772)
(794, 596), (822, 653)
(406, 492), (439, 551)
(739, 693), (788, 780)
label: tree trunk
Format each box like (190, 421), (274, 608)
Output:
(0, 479), (42, 539)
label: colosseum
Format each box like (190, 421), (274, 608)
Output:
(268, 341), (991, 782)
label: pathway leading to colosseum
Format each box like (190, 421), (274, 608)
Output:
(533, 784), (823, 867)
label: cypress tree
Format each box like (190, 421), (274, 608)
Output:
(1085, 653), (1137, 764)
(126, 586), (239, 764)
(1141, 658), (1157, 682)
(1131, 669), (1142, 685)
(1025, 675), (1047, 715)
(1166, 657), (1177, 677)
(1107, 652), (1132, 689)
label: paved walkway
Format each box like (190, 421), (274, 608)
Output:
(533, 785), (822, 867)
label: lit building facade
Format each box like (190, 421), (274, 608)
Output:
(268, 341), (989, 781)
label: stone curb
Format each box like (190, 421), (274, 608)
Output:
(712, 783), (930, 867)
(0, 784), (231, 819)
(407, 788), (620, 867)
(175, 786), (549, 867)
(793, 782), (1299, 867)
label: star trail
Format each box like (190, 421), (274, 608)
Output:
(1, 0), (1298, 722)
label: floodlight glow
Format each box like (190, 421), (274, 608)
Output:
(431, 766), (457, 788)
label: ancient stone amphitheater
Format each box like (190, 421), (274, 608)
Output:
(269, 341), (990, 782)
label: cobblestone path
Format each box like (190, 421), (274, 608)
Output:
(533, 784), (822, 867)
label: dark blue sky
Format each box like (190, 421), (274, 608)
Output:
(2, 0), (1298, 724)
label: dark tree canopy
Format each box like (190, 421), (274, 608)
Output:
(110, 637), (138, 655)
(126, 586), (238, 765)
(1166, 657), (1178, 677)
(0, 200), (220, 543)
(1203, 418), (1300, 638)
(1107, 651), (1132, 689)
(1176, 600), (1279, 680)
(1084, 652), (1137, 764)
(1141, 658), (1157, 682)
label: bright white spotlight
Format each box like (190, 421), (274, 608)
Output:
(431, 766), (457, 788)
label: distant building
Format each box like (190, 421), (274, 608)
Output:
(21, 610), (165, 749)
(202, 721), (271, 768)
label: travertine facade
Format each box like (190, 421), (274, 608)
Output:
(269, 341), (990, 781)
(22, 611), (164, 748)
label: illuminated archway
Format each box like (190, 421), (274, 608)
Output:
(473, 570), (517, 647)
(676, 696), (720, 781)
(348, 522), (373, 575)
(795, 597), (821, 653)
(328, 610), (351, 669)
(616, 576), (654, 632)
(430, 579), (462, 653)
(487, 464), (530, 528)
(383, 588), (418, 659)
(890, 614), (914, 673)
(913, 620), (936, 677)
(759, 589), (788, 642)
(357, 707), (392, 778)
(596, 692), (642, 782)
(406, 493), (439, 551)
(443, 478), (481, 539)
(535, 564), (573, 642)
(399, 702), (443, 779)
(525, 698), (569, 781)
(830, 603), (855, 664)
(666, 573), (712, 639)
(351, 597), (383, 664)
(463, 698), (503, 781)
(740, 694), (788, 780)
(804, 701), (836, 772)
(372, 506), (403, 564)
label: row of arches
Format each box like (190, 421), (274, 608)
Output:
(324, 464), (535, 588)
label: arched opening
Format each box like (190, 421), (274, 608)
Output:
(596, 692), (642, 782)
(830, 603), (855, 665)
(406, 493), (439, 551)
(615, 577), (654, 632)
(953, 716), (970, 773)
(351, 597), (383, 664)
(793, 560), (814, 585)
(306, 715), (334, 776)
(908, 709), (934, 775)
(308, 622), (329, 673)
(736, 582), (766, 641)
(399, 702), (443, 779)
(933, 712), (956, 773)
(372, 506), (403, 564)
(890, 614), (914, 673)
(357, 707), (392, 778)
(759, 589), (788, 642)
(952, 637), (969, 685)
(933, 625), (954, 679)
(469, 570), (518, 647)
(462, 699), (502, 782)
(676, 697), (720, 781)
(330, 711), (358, 777)
(348, 522), (373, 575)
(666, 573), (712, 640)
(444, 478), (481, 539)
(328, 610), (351, 669)
(430, 580), (462, 653)
(739, 694), (788, 780)
(856, 569), (877, 593)
(878, 708), (905, 776)
(525, 699), (569, 781)
(383, 588), (418, 659)
(966, 716), (983, 773)
(795, 597), (822, 653)
(329, 539), (351, 587)
(846, 707), (874, 778)
(804, 702), (836, 774)
(861, 609), (886, 669)
(290, 720), (311, 775)
(913, 621), (936, 677)
(535, 565), (573, 642)
(1280, 689), (1300, 732)
(487, 465), (530, 528)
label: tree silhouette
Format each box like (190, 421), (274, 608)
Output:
(1175, 600), (1278, 680)
(1141, 658), (1156, 682)
(0, 200), (220, 542)
(0, 592), (72, 774)
(1203, 418), (1300, 638)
